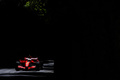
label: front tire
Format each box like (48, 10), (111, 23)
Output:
(15, 67), (19, 71)
(36, 65), (40, 71)
(15, 61), (20, 71)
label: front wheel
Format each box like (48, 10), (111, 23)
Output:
(36, 65), (40, 71)
(15, 67), (19, 71)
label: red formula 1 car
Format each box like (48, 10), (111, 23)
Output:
(15, 56), (42, 71)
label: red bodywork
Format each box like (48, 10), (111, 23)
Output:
(18, 57), (39, 70)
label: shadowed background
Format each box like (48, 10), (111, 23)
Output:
(72, 1), (120, 80)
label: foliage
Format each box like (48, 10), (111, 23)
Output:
(24, 0), (47, 17)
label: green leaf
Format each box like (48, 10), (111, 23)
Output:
(24, 1), (30, 7)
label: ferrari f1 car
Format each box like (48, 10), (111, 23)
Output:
(15, 56), (43, 71)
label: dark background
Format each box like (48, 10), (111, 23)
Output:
(72, 1), (120, 80)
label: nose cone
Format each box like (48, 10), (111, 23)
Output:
(25, 61), (30, 67)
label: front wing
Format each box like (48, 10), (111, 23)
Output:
(18, 65), (36, 69)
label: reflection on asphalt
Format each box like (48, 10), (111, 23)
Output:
(0, 69), (54, 74)
(0, 69), (54, 77)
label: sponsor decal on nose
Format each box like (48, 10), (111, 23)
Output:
(26, 62), (30, 67)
